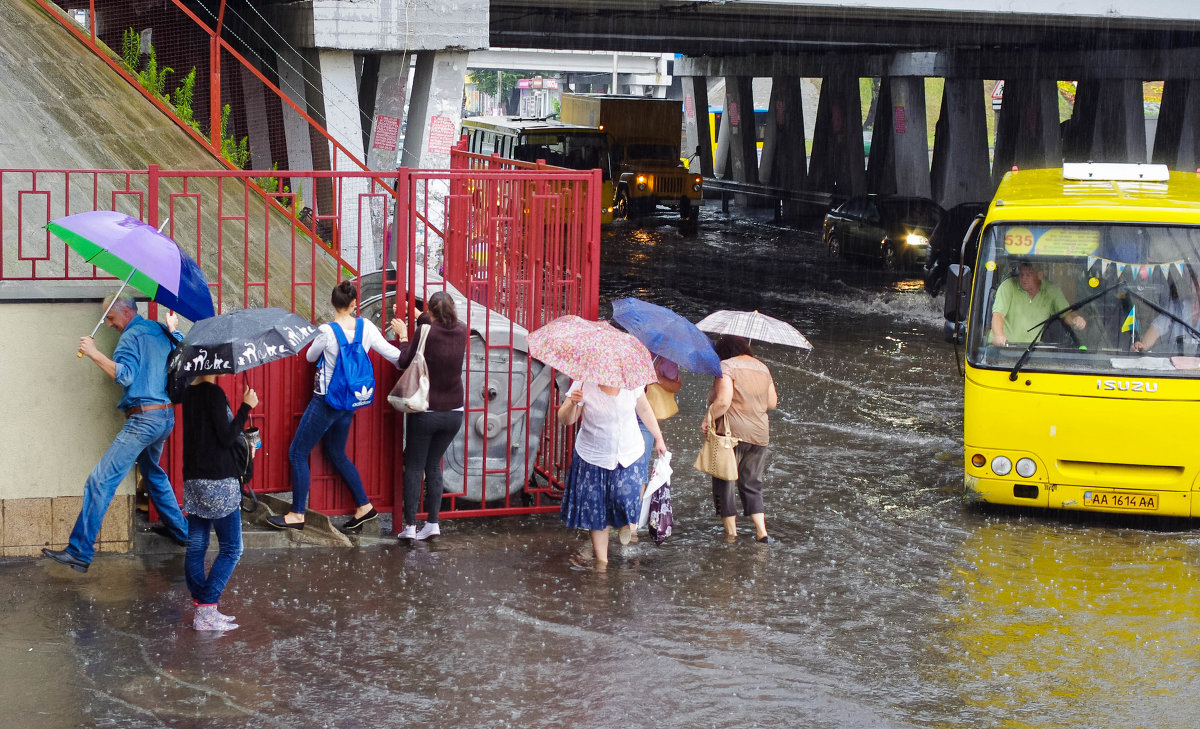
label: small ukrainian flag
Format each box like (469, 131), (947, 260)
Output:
(1121, 305), (1137, 334)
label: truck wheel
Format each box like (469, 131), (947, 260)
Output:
(680, 197), (696, 222)
(615, 191), (630, 220)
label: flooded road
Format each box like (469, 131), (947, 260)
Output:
(6, 206), (1200, 728)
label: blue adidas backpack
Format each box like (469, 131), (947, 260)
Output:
(324, 319), (375, 410)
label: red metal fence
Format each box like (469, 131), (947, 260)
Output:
(1, 162), (600, 520)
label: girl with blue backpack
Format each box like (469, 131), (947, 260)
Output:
(268, 281), (402, 531)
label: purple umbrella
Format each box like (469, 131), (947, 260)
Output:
(48, 210), (215, 323)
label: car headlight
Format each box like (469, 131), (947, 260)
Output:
(1015, 458), (1037, 478)
(991, 456), (1013, 476)
(906, 233), (929, 247)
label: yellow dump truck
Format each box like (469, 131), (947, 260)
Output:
(560, 93), (702, 224)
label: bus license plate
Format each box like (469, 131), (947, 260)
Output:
(1083, 491), (1158, 511)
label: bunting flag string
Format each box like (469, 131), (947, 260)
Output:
(1085, 255), (1188, 283)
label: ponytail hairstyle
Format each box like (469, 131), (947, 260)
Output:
(426, 290), (458, 327)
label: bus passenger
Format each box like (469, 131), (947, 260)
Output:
(990, 261), (1087, 346)
(1132, 275), (1200, 354)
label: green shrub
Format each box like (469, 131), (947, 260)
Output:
(220, 104), (250, 169)
(171, 68), (198, 131)
(121, 28), (140, 72)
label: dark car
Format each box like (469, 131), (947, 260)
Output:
(923, 201), (988, 298)
(823, 195), (944, 271)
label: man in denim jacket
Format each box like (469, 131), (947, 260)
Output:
(43, 294), (187, 572)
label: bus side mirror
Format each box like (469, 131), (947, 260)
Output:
(695, 145), (703, 158)
(943, 263), (971, 343)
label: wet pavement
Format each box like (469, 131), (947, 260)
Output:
(6, 203), (1200, 728)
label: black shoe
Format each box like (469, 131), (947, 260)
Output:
(342, 508), (378, 531)
(266, 515), (305, 531)
(756, 535), (776, 545)
(150, 523), (187, 547)
(42, 548), (89, 572)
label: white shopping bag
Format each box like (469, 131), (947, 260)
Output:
(638, 451), (673, 530)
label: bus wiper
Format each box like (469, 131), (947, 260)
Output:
(1124, 289), (1200, 344)
(1008, 282), (1121, 381)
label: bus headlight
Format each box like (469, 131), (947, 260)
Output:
(991, 456), (1013, 476)
(636, 175), (647, 191)
(693, 177), (702, 192)
(906, 233), (929, 247)
(1015, 458), (1037, 478)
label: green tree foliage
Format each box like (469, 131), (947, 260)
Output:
(121, 28), (140, 72)
(171, 68), (198, 131)
(138, 46), (173, 102)
(472, 70), (558, 100)
(220, 104), (250, 169)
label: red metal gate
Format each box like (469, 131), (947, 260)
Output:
(0, 162), (599, 519)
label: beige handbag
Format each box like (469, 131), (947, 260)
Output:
(644, 382), (679, 420)
(693, 413), (739, 481)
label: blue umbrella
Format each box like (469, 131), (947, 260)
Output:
(611, 298), (722, 376)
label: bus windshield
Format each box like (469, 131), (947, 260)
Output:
(967, 222), (1200, 378)
(511, 133), (611, 180)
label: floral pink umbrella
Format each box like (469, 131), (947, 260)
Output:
(527, 315), (657, 390)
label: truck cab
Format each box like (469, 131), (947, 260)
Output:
(561, 94), (702, 224)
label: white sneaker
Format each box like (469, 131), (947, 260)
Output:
(397, 524), (417, 541)
(414, 522), (441, 541)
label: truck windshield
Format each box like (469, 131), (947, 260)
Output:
(966, 222), (1200, 378)
(623, 144), (679, 163)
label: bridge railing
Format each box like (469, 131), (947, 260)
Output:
(1, 161), (600, 520)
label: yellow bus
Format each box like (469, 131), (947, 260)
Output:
(460, 116), (615, 224)
(953, 163), (1200, 517)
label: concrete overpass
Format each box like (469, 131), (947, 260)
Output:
(250, 1), (1200, 215)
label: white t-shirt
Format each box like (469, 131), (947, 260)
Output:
(307, 319), (401, 395)
(568, 381), (645, 470)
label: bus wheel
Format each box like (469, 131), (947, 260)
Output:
(615, 191), (630, 220)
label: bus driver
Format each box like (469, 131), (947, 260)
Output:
(990, 261), (1087, 346)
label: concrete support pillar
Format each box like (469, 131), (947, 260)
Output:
(1065, 79), (1147, 163)
(1153, 79), (1200, 170)
(317, 48), (373, 269)
(722, 75), (759, 187)
(759, 77), (807, 192)
(277, 46), (315, 209)
(866, 76), (930, 198)
(681, 76), (713, 177)
(364, 52), (411, 271)
(402, 50), (468, 170)
(809, 72), (866, 199)
(240, 63), (272, 170)
(931, 79), (993, 208)
(714, 105), (731, 178)
(992, 79), (1061, 185)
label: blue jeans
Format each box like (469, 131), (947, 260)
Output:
(402, 410), (463, 526)
(287, 395), (368, 514)
(185, 511), (243, 605)
(67, 410), (185, 564)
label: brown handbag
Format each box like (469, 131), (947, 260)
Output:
(693, 413), (739, 481)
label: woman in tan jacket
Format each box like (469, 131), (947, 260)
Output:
(703, 334), (778, 543)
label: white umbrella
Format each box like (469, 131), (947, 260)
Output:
(696, 309), (813, 350)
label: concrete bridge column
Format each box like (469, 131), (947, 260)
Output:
(402, 51), (468, 170)
(366, 52), (412, 270)
(317, 48), (374, 269)
(681, 75), (714, 176)
(931, 78), (992, 208)
(1064, 79), (1146, 163)
(809, 72), (866, 199)
(722, 75), (760, 187)
(240, 62), (272, 171)
(866, 76), (930, 198)
(759, 77), (807, 193)
(992, 79), (1061, 184)
(276, 46), (316, 209)
(1153, 79), (1200, 170)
